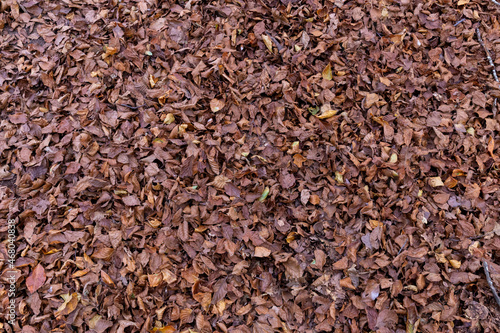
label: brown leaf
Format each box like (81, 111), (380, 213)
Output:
(279, 170), (295, 189)
(254, 246), (271, 257)
(210, 98), (225, 112)
(283, 257), (303, 279)
(332, 257), (348, 270)
(91, 247), (114, 261)
(26, 263), (46, 294)
(364, 93), (380, 108)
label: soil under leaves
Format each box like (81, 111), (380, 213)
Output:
(1, 0), (500, 332)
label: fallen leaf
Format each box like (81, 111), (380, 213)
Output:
(428, 177), (444, 187)
(315, 104), (337, 119)
(254, 246), (271, 257)
(261, 34), (273, 52)
(322, 63), (333, 80)
(26, 264), (46, 294)
(210, 98), (225, 112)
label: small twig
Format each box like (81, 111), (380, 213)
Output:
(397, 239), (408, 256)
(454, 18), (466, 27)
(490, 0), (500, 6)
(483, 260), (500, 308)
(476, 27), (499, 117)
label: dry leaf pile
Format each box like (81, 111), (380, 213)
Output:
(1, 0), (500, 332)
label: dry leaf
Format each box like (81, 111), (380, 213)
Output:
(26, 263), (46, 294)
(55, 293), (79, 316)
(254, 246), (271, 257)
(210, 98), (225, 112)
(315, 104), (337, 119)
(322, 63), (333, 80)
(261, 34), (273, 52)
(428, 177), (444, 187)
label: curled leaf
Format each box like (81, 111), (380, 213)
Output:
(258, 186), (270, 202)
(261, 34), (273, 52)
(315, 104), (337, 119)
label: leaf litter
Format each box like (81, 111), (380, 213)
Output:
(1, 0), (500, 332)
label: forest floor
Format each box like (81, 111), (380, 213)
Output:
(2, 0), (500, 332)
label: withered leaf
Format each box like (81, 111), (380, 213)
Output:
(26, 263), (46, 294)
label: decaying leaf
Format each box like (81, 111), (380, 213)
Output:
(428, 177), (444, 187)
(322, 63), (333, 80)
(315, 104), (337, 119)
(26, 263), (46, 294)
(261, 34), (273, 52)
(210, 98), (225, 112)
(6, 1), (500, 331)
(254, 246), (271, 257)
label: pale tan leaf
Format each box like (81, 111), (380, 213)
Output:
(261, 34), (273, 52)
(210, 98), (225, 112)
(322, 63), (332, 80)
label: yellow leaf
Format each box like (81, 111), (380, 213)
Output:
(88, 315), (102, 329)
(149, 74), (158, 88)
(322, 63), (332, 80)
(148, 218), (162, 228)
(261, 34), (273, 52)
(102, 45), (118, 59)
(449, 259), (461, 269)
(286, 231), (298, 243)
(335, 171), (344, 184)
(315, 104), (337, 119)
(457, 0), (469, 5)
(43, 248), (60, 255)
(452, 169), (466, 177)
(163, 113), (175, 124)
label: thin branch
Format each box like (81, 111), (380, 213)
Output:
(490, 0), (500, 6)
(483, 260), (500, 308)
(397, 239), (408, 256)
(476, 27), (499, 117)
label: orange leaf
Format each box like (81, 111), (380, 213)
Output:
(55, 292), (79, 316)
(150, 326), (176, 333)
(293, 154), (307, 168)
(488, 135), (495, 157)
(91, 247), (114, 261)
(101, 270), (115, 287)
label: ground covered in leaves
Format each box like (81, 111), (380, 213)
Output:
(2, 0), (500, 332)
